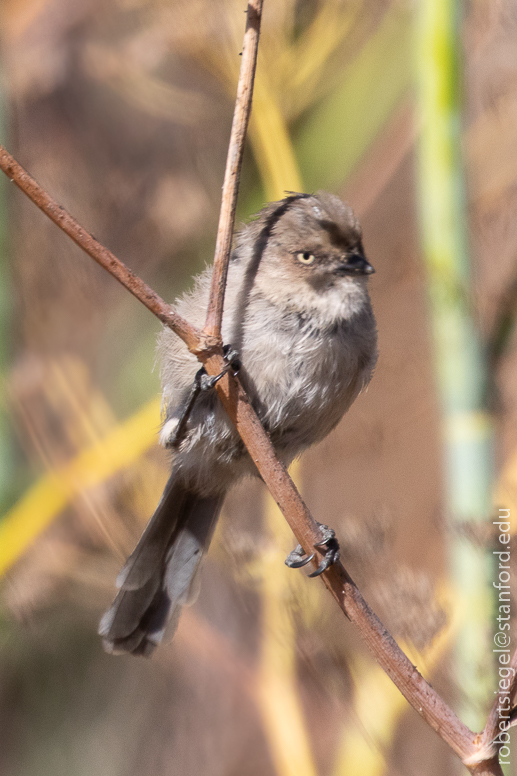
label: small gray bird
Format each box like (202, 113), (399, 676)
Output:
(99, 192), (377, 656)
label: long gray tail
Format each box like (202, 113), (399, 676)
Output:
(99, 473), (224, 656)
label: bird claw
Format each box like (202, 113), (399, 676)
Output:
(222, 345), (241, 374)
(166, 345), (240, 448)
(309, 524), (340, 577)
(285, 547), (315, 569)
(285, 523), (340, 577)
(197, 345), (241, 390)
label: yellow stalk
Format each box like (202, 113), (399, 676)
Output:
(258, 460), (318, 776)
(0, 397), (161, 576)
(247, 60), (317, 774)
(249, 75), (303, 200)
(332, 581), (458, 775)
(276, 1), (358, 100)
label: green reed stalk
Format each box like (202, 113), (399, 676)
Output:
(415, 0), (495, 730)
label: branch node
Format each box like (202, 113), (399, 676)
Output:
(190, 333), (223, 361)
(463, 743), (497, 768)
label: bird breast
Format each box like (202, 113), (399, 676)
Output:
(240, 304), (376, 456)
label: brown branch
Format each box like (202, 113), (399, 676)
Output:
(204, 0), (263, 340)
(0, 3), (505, 774)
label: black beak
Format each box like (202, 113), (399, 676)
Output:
(336, 253), (375, 276)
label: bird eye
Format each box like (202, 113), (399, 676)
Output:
(296, 251), (315, 265)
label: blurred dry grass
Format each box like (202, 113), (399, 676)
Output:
(0, 1), (517, 775)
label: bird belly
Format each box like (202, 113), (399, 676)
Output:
(244, 326), (368, 457)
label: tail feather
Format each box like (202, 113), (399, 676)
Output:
(100, 473), (224, 656)
(116, 476), (189, 590)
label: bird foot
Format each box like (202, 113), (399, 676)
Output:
(197, 345), (241, 391)
(166, 345), (240, 449)
(285, 523), (340, 577)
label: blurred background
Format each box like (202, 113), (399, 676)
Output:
(0, 0), (516, 773)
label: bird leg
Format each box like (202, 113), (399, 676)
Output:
(168, 346), (241, 450)
(285, 523), (340, 577)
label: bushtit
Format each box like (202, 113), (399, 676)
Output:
(100, 191), (377, 656)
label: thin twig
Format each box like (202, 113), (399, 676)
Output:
(204, 0), (263, 340)
(0, 3), (504, 772)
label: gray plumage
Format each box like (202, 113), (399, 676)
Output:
(100, 191), (378, 656)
